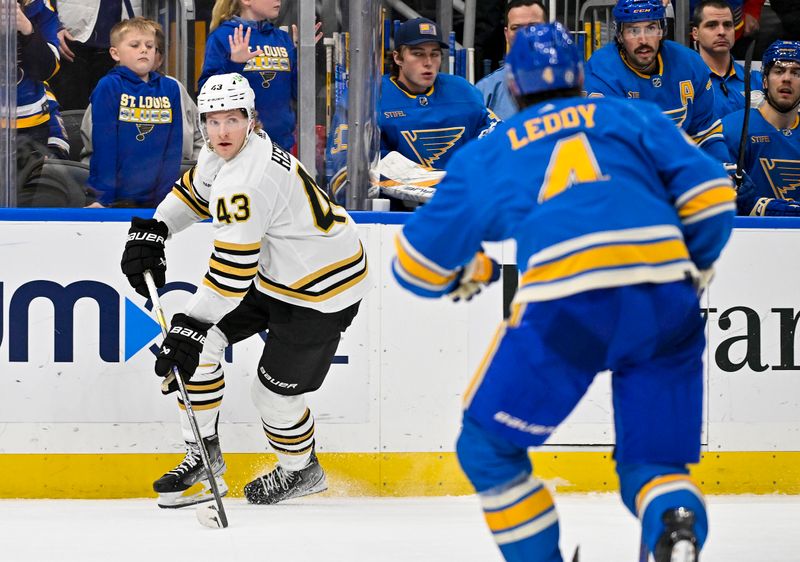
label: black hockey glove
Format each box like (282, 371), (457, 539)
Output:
(121, 217), (169, 297)
(447, 251), (501, 302)
(154, 314), (213, 382)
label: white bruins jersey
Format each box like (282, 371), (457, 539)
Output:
(154, 130), (370, 322)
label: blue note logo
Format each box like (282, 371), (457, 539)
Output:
(400, 127), (465, 168)
(760, 158), (800, 199)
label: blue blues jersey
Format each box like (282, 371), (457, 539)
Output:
(393, 97), (735, 302)
(89, 66), (183, 206)
(585, 40), (728, 161)
(709, 59), (762, 118)
(722, 108), (800, 215)
(379, 73), (500, 169)
(200, 18), (297, 151)
(17, 0), (60, 130)
(475, 65), (518, 120)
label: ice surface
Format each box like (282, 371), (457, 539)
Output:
(0, 494), (797, 561)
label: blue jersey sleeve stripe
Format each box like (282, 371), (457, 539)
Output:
(681, 202), (737, 225)
(678, 184), (737, 220)
(395, 232), (458, 287)
(675, 179), (732, 208)
(692, 122), (723, 144)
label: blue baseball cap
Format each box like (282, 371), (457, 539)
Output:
(394, 17), (448, 49)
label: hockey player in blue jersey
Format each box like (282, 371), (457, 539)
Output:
(87, 18), (183, 207)
(722, 40), (800, 216)
(379, 17), (499, 171)
(691, 0), (763, 118)
(199, 0), (297, 152)
(393, 23), (736, 562)
(585, 0), (729, 161)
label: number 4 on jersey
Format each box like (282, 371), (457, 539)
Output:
(538, 132), (609, 203)
(297, 164), (347, 232)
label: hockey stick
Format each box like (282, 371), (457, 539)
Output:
(735, 34), (758, 190)
(143, 271), (229, 529)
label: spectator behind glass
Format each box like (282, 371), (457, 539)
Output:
(16, 0), (64, 156)
(86, 17), (183, 208)
(691, 0), (763, 118)
(199, 0), (298, 152)
(49, 0), (139, 110)
(80, 21), (203, 165)
(475, 0), (548, 119)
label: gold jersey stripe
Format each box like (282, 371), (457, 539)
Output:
(203, 277), (249, 298)
(521, 239), (689, 285)
(258, 263), (368, 302)
(289, 244), (365, 289)
(679, 185), (737, 219)
(209, 256), (259, 277)
(214, 239), (261, 252)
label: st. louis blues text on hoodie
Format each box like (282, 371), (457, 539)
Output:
(89, 66), (183, 206)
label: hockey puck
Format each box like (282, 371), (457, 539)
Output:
(196, 502), (228, 529)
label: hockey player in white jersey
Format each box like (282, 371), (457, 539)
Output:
(120, 73), (370, 508)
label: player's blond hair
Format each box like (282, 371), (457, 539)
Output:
(110, 17), (158, 48)
(210, 0), (241, 31)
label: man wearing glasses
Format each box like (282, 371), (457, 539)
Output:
(584, 0), (729, 161)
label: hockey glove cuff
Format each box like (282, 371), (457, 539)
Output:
(693, 267), (715, 297)
(155, 314), (213, 382)
(121, 217), (169, 298)
(447, 252), (501, 302)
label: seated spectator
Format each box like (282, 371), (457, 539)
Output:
(721, 41), (800, 216)
(379, 17), (499, 171)
(80, 21), (203, 164)
(692, 0), (763, 118)
(49, 0), (138, 111)
(475, 0), (547, 119)
(86, 17), (183, 208)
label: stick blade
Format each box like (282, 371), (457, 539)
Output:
(196, 502), (228, 529)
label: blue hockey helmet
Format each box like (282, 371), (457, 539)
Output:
(762, 40), (800, 73)
(505, 22), (583, 97)
(613, 0), (666, 24)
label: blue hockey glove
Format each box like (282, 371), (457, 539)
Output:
(447, 252), (501, 302)
(155, 314), (212, 382)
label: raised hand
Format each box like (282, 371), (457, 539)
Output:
(228, 24), (265, 63)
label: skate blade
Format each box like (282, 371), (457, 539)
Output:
(157, 477), (228, 509)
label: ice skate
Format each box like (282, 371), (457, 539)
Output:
(653, 507), (698, 562)
(244, 450), (327, 505)
(153, 435), (228, 508)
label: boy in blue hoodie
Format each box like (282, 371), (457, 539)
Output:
(87, 17), (183, 207)
(199, 0), (297, 152)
